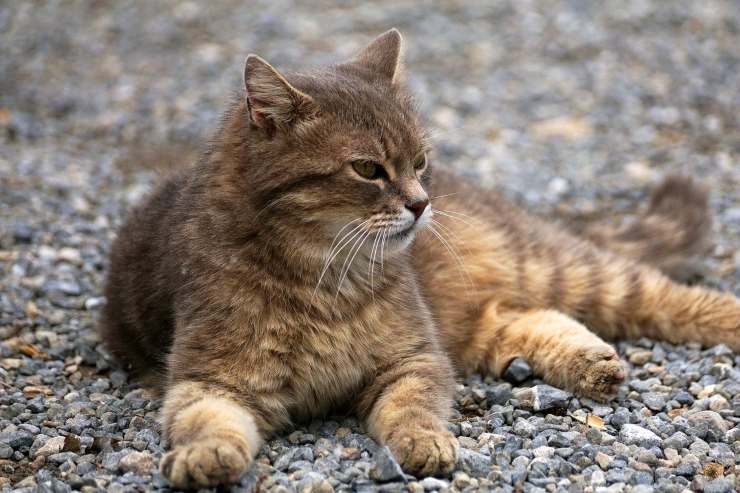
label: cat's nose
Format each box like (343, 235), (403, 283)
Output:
(406, 199), (429, 220)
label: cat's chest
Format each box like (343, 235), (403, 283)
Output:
(240, 300), (390, 419)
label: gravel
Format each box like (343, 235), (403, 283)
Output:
(1, 0), (739, 492)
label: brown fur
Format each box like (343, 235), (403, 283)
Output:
(100, 30), (740, 488)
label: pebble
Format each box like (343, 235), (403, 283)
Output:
(119, 451), (155, 475)
(514, 385), (571, 412)
(619, 425), (662, 448)
(33, 436), (66, 458)
(457, 447), (491, 476)
(369, 446), (404, 482)
(502, 358), (533, 384)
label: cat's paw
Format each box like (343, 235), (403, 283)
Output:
(574, 347), (626, 401)
(160, 438), (250, 489)
(386, 426), (459, 477)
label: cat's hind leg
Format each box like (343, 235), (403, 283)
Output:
(462, 301), (626, 401)
(160, 381), (264, 489)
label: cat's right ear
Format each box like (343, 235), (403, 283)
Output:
(243, 55), (317, 132)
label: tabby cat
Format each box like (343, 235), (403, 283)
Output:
(100, 30), (740, 488)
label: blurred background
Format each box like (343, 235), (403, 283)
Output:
(1, 0), (739, 274)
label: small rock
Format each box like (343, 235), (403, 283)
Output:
(619, 424), (662, 448)
(629, 350), (653, 365)
(485, 383), (513, 405)
(703, 478), (734, 493)
(502, 358), (533, 383)
(687, 411), (729, 440)
(642, 392), (666, 411)
(514, 385), (571, 412)
(708, 395), (729, 411)
(513, 417), (536, 437)
(663, 431), (689, 450)
(33, 436), (66, 458)
(595, 452), (611, 470)
(369, 446), (404, 482)
(457, 447), (491, 476)
(119, 450), (154, 475)
(420, 477), (449, 491)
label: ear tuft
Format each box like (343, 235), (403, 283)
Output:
(243, 55), (316, 130)
(346, 29), (404, 83)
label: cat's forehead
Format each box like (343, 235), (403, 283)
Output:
(292, 70), (427, 160)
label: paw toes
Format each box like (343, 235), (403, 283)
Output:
(576, 349), (626, 401)
(162, 440), (250, 489)
(388, 428), (459, 477)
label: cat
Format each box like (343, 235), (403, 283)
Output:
(100, 29), (740, 488)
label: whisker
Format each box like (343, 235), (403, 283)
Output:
(313, 219), (370, 298)
(433, 210), (476, 228)
(368, 231), (382, 301)
(379, 226), (389, 280)
(428, 223), (475, 295)
(335, 230), (370, 302)
(327, 218), (362, 256)
(254, 195), (293, 220)
(430, 192), (459, 201)
(433, 207), (478, 222)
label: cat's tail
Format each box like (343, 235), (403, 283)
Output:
(582, 175), (713, 282)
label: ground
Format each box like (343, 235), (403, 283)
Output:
(1, 1), (739, 492)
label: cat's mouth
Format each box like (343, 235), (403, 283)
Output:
(384, 222), (422, 243)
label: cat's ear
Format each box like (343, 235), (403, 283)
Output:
(345, 29), (404, 83)
(243, 55), (317, 131)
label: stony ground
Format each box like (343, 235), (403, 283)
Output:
(1, 1), (739, 492)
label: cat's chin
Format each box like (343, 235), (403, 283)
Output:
(381, 225), (421, 254)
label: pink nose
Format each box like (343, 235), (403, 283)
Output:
(406, 199), (429, 220)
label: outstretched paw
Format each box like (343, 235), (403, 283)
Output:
(574, 347), (626, 401)
(386, 426), (459, 477)
(160, 438), (250, 489)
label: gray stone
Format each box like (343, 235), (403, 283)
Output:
(369, 446), (405, 482)
(119, 451), (154, 475)
(687, 411), (729, 441)
(486, 384), (513, 405)
(0, 430), (33, 450)
(457, 447), (491, 476)
(419, 477), (449, 491)
(514, 385), (571, 412)
(513, 417), (536, 437)
(663, 431), (689, 450)
(703, 478), (735, 493)
(642, 393), (666, 411)
(619, 425), (662, 448)
(502, 358), (533, 384)
(33, 436), (66, 458)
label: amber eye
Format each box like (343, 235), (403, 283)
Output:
(414, 154), (427, 171)
(351, 160), (384, 180)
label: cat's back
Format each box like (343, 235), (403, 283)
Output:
(99, 169), (192, 384)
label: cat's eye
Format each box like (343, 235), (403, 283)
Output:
(352, 160), (384, 180)
(414, 154), (427, 171)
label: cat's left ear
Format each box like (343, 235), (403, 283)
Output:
(344, 29), (404, 84)
(243, 55), (318, 131)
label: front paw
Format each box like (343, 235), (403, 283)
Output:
(575, 347), (626, 401)
(160, 438), (250, 489)
(386, 426), (459, 477)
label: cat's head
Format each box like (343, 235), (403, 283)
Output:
(231, 29), (432, 259)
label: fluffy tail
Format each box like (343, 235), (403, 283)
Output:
(582, 175), (713, 282)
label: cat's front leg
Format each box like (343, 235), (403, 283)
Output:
(160, 381), (264, 489)
(360, 353), (459, 477)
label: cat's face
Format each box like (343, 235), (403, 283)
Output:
(242, 30), (433, 259)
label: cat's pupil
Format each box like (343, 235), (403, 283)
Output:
(414, 155), (426, 170)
